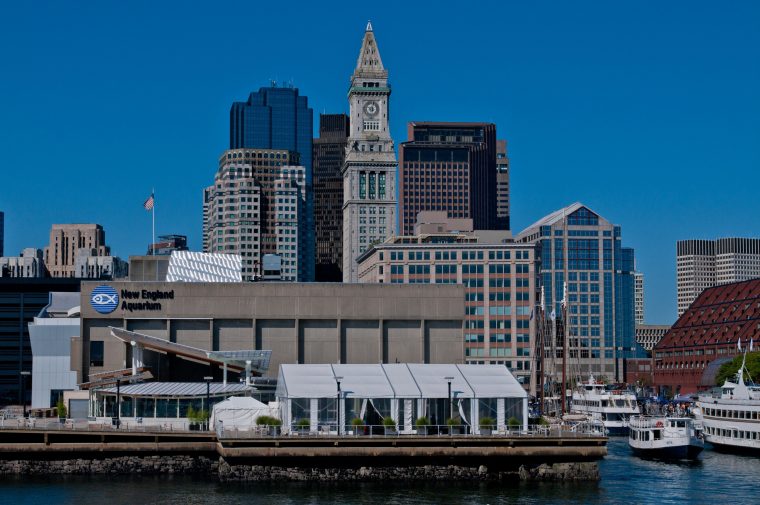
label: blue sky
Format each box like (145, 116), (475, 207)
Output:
(0, 1), (758, 324)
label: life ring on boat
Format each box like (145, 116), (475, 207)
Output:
(655, 421), (664, 428)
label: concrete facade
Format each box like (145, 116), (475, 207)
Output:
(203, 148), (307, 281)
(634, 271), (644, 325)
(342, 23), (398, 282)
(29, 293), (80, 408)
(677, 238), (760, 316)
(77, 282), (465, 383)
(634, 324), (670, 353)
(44, 224), (109, 278)
(355, 219), (538, 391)
(0, 248), (46, 278)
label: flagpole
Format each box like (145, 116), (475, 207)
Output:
(152, 188), (155, 256)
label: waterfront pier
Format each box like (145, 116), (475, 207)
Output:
(0, 426), (606, 481)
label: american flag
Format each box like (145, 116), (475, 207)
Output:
(143, 193), (154, 211)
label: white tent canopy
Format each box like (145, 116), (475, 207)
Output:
(276, 363), (527, 400)
(210, 396), (276, 430)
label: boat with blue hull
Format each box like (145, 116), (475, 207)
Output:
(628, 415), (703, 460)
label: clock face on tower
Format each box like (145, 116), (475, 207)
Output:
(363, 101), (379, 116)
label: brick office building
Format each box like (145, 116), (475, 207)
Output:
(653, 278), (760, 395)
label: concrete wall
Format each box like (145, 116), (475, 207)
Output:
(78, 282), (465, 381)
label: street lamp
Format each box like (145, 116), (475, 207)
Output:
(20, 371), (31, 418)
(204, 376), (213, 431)
(115, 378), (121, 429)
(334, 376), (343, 436)
(444, 376), (455, 433)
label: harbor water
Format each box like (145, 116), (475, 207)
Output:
(1, 438), (759, 504)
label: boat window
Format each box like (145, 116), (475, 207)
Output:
(653, 430), (661, 440)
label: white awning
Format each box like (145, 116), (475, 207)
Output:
(276, 363), (526, 400)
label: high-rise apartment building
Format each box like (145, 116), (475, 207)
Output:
(43, 224), (109, 278)
(496, 140), (510, 231)
(203, 149), (307, 282)
(228, 85), (315, 281)
(634, 271), (644, 325)
(398, 122), (497, 236)
(342, 22), (398, 282)
(676, 238), (760, 316)
(516, 203), (642, 382)
(313, 113), (350, 281)
(356, 212), (538, 390)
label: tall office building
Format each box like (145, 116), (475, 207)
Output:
(496, 140), (510, 231)
(43, 224), (110, 278)
(398, 122), (497, 236)
(516, 203), (642, 382)
(313, 114), (350, 281)
(203, 149), (308, 282)
(676, 238), (760, 316)
(356, 212), (538, 390)
(342, 22), (398, 282)
(228, 85), (315, 281)
(634, 271), (644, 325)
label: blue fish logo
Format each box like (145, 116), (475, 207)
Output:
(90, 285), (119, 314)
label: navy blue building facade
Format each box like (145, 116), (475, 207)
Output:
(230, 86), (314, 280)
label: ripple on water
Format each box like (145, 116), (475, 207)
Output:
(1, 439), (759, 505)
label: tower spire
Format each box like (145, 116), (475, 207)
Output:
(353, 22), (386, 78)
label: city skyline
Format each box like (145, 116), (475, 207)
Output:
(1, 2), (759, 324)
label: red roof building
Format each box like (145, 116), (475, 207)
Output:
(653, 278), (760, 395)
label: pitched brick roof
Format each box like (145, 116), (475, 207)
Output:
(656, 278), (760, 350)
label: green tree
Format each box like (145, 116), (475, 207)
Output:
(715, 352), (760, 386)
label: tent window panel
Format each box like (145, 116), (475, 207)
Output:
(318, 398), (338, 425)
(291, 398), (310, 423)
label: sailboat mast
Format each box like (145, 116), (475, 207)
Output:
(561, 281), (568, 415)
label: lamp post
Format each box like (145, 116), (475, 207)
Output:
(444, 376), (455, 433)
(115, 378), (121, 429)
(204, 376), (213, 431)
(20, 371), (30, 418)
(335, 376), (343, 436)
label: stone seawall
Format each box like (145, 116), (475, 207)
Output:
(0, 456), (217, 476)
(0, 456), (598, 481)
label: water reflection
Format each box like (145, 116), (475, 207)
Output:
(2, 438), (759, 505)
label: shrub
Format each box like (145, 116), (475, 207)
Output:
(508, 416), (521, 428)
(350, 417), (365, 428)
(382, 417), (396, 428)
(56, 400), (67, 419)
(538, 416), (550, 426)
(415, 416), (430, 428)
(446, 417), (461, 427)
(479, 416), (496, 429)
(296, 418), (310, 428)
(256, 415), (282, 426)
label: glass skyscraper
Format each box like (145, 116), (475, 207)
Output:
(229, 85), (314, 280)
(517, 203), (643, 382)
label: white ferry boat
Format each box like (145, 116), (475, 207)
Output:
(570, 375), (640, 435)
(696, 353), (760, 453)
(628, 416), (703, 460)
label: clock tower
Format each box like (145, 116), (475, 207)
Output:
(342, 21), (397, 282)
